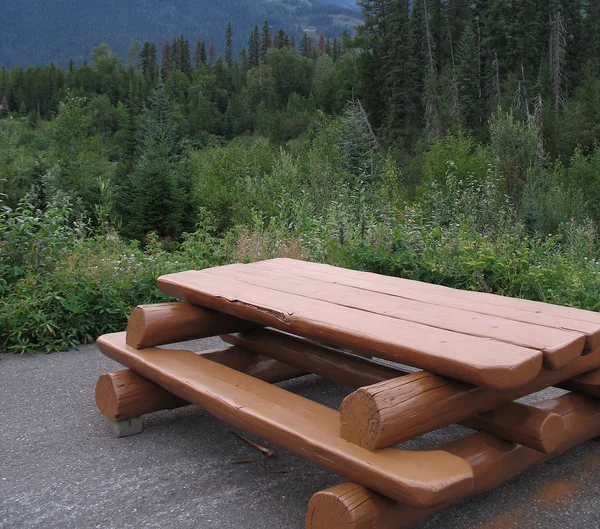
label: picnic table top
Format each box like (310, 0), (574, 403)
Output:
(158, 258), (600, 390)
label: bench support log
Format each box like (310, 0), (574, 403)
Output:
(340, 347), (600, 450)
(126, 302), (258, 349)
(308, 392), (600, 529)
(96, 345), (306, 422)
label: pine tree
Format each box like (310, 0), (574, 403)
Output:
(385, 0), (413, 144)
(317, 33), (326, 56)
(208, 41), (216, 66)
(225, 22), (234, 69)
(19, 102), (27, 118)
(161, 41), (170, 79)
(195, 41), (207, 69)
(0, 96), (8, 118)
(300, 33), (310, 57)
(332, 38), (341, 62)
(68, 58), (75, 73)
(248, 26), (260, 68)
(140, 42), (158, 81)
(456, 22), (481, 130)
(261, 20), (272, 61)
(549, 10), (567, 116)
(180, 37), (192, 77)
(170, 37), (181, 73)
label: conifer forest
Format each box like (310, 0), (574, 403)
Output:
(2, 1), (600, 353)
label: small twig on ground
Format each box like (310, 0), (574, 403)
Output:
(231, 431), (277, 457)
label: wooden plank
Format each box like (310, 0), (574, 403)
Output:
(158, 271), (543, 390)
(96, 332), (475, 508)
(95, 345), (306, 421)
(558, 367), (600, 398)
(207, 263), (585, 370)
(255, 258), (600, 351)
(222, 329), (404, 389)
(126, 302), (258, 349)
(337, 347), (600, 448)
(307, 392), (600, 529)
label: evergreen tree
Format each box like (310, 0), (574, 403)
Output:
(161, 41), (170, 80)
(456, 22), (481, 130)
(385, 0), (413, 144)
(140, 42), (158, 81)
(0, 96), (8, 118)
(180, 37), (192, 77)
(195, 41), (207, 69)
(261, 20), (272, 61)
(248, 26), (260, 68)
(68, 58), (75, 73)
(208, 41), (216, 66)
(300, 33), (311, 57)
(225, 22), (234, 69)
(127, 78), (185, 239)
(19, 102), (27, 118)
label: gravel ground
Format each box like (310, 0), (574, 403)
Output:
(1, 339), (599, 529)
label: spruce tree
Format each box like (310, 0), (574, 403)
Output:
(456, 22), (481, 130)
(385, 0), (412, 144)
(161, 41), (170, 79)
(19, 102), (27, 118)
(180, 37), (192, 77)
(248, 26), (260, 68)
(261, 20), (272, 61)
(225, 22), (234, 69)
(0, 96), (8, 118)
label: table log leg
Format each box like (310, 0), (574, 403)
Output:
(340, 347), (600, 450)
(308, 391), (600, 529)
(96, 344), (306, 436)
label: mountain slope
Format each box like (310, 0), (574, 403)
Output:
(1, 0), (362, 68)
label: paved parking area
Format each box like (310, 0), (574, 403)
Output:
(1, 339), (599, 529)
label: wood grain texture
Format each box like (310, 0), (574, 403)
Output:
(126, 302), (257, 349)
(221, 328), (404, 389)
(307, 392), (600, 529)
(256, 258), (600, 351)
(211, 263), (585, 369)
(558, 367), (600, 398)
(97, 332), (475, 508)
(339, 347), (600, 449)
(158, 270), (544, 390)
(95, 345), (306, 421)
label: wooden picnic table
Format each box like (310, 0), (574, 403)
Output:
(95, 258), (600, 529)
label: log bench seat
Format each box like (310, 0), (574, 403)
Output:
(94, 258), (600, 528)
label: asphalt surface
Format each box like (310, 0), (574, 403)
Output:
(1, 339), (599, 529)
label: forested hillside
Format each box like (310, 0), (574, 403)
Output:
(2, 1), (600, 353)
(1, 0), (361, 68)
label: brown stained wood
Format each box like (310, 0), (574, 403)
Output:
(461, 402), (564, 454)
(227, 329), (569, 452)
(221, 328), (405, 389)
(158, 271), (543, 390)
(339, 347), (600, 449)
(95, 344), (306, 421)
(126, 302), (257, 349)
(307, 392), (600, 529)
(210, 263), (585, 370)
(558, 367), (600, 398)
(256, 258), (600, 351)
(96, 369), (188, 421)
(97, 332), (475, 508)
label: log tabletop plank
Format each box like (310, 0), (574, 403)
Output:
(158, 270), (543, 390)
(206, 263), (585, 370)
(253, 259), (600, 351)
(96, 332), (475, 508)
